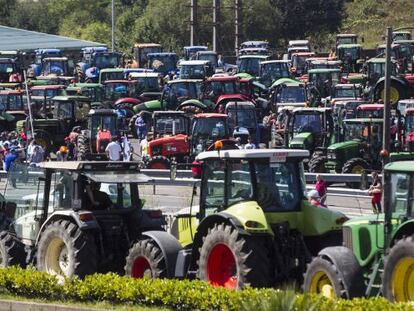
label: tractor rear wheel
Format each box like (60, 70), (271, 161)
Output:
(198, 224), (271, 289)
(309, 156), (327, 173)
(303, 246), (365, 299)
(124, 239), (167, 279)
(77, 134), (91, 161)
(0, 231), (26, 268)
(37, 220), (97, 278)
(383, 235), (414, 302)
(376, 81), (406, 103)
(146, 156), (170, 170)
(34, 130), (51, 155)
(342, 158), (369, 188)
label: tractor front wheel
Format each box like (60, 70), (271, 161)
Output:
(0, 231), (26, 268)
(342, 158), (369, 188)
(309, 156), (327, 173)
(383, 235), (414, 302)
(125, 239), (167, 279)
(77, 134), (91, 161)
(37, 220), (97, 278)
(198, 224), (271, 289)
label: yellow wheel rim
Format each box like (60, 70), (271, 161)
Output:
(380, 86), (400, 103)
(351, 165), (364, 174)
(45, 237), (69, 276)
(392, 257), (414, 302)
(309, 271), (336, 299)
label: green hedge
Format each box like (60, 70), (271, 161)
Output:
(0, 267), (411, 311)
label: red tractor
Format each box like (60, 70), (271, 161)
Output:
(77, 109), (120, 160)
(144, 113), (231, 169)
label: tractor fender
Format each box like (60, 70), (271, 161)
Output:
(390, 219), (414, 247)
(36, 210), (100, 245)
(375, 76), (408, 88)
(177, 99), (207, 110)
(142, 230), (183, 278)
(317, 246), (365, 298)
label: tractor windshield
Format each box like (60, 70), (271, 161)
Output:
(180, 64), (205, 79)
(278, 86), (306, 103)
(292, 56), (307, 69)
(239, 58), (261, 76)
(344, 122), (383, 145)
(90, 115), (117, 137)
(163, 82), (200, 110)
(54, 101), (73, 119)
(93, 54), (120, 69)
(104, 83), (135, 101)
(31, 89), (63, 98)
(149, 55), (177, 75)
(386, 172), (414, 216)
(339, 47), (360, 60)
(227, 107), (257, 129)
(43, 61), (66, 76)
(0, 62), (15, 74)
(405, 115), (414, 133)
(260, 63), (290, 87)
(134, 77), (160, 92)
(334, 88), (356, 98)
(293, 113), (322, 135)
(356, 108), (383, 118)
(192, 118), (228, 143)
(210, 81), (237, 95)
(0, 94), (24, 110)
(154, 116), (188, 136)
(255, 159), (305, 211)
(100, 71), (124, 84)
(198, 54), (217, 67)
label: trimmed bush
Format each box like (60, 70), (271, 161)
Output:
(0, 267), (411, 310)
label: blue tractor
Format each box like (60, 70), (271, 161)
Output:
(29, 49), (66, 77)
(147, 52), (178, 79)
(76, 47), (123, 83)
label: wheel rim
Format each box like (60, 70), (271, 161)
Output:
(207, 243), (237, 289)
(45, 237), (69, 276)
(351, 165), (364, 174)
(148, 161), (168, 169)
(131, 256), (152, 278)
(391, 257), (414, 302)
(309, 271), (336, 299)
(380, 86), (400, 103)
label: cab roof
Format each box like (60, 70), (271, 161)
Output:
(261, 60), (290, 65)
(336, 34), (357, 38)
(179, 60), (210, 66)
(196, 149), (309, 161)
(52, 95), (90, 101)
(385, 161), (414, 173)
(337, 44), (362, 49)
(194, 113), (227, 119)
(239, 55), (269, 59)
(308, 68), (341, 73)
(38, 161), (140, 171)
(128, 72), (160, 78)
(344, 118), (383, 123)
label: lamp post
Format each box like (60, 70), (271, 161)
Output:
(111, 0), (115, 52)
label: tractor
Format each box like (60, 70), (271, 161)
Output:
(98, 68), (125, 84)
(284, 108), (335, 162)
(290, 52), (316, 77)
(269, 78), (309, 111)
(336, 44), (363, 73)
(102, 80), (139, 106)
(77, 109), (120, 160)
(308, 68), (341, 99)
(65, 83), (104, 106)
(125, 148), (347, 289)
(18, 95), (91, 153)
(0, 161), (165, 278)
(238, 55), (270, 78)
(132, 43), (162, 68)
(144, 113), (230, 169)
(182, 46), (208, 61)
(314, 118), (384, 184)
(393, 30), (412, 42)
(324, 83), (362, 107)
(259, 60), (291, 88)
(147, 52), (178, 78)
(76, 47), (123, 83)
(335, 34), (358, 47)
(30, 49), (72, 79)
(179, 60), (214, 80)
(193, 50), (219, 70)
(0, 58), (19, 83)
(127, 72), (163, 101)
(304, 159), (414, 302)
(0, 90), (26, 130)
(355, 103), (384, 119)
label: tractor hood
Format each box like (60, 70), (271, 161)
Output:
(114, 97), (141, 106)
(327, 140), (359, 151)
(134, 99), (161, 113)
(289, 132), (313, 149)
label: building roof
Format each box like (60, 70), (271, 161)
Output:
(0, 25), (106, 52)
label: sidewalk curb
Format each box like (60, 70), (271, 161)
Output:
(0, 299), (109, 311)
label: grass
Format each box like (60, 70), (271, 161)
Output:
(0, 292), (171, 311)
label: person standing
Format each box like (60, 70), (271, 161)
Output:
(307, 190), (327, 208)
(135, 112), (147, 142)
(105, 136), (122, 161)
(244, 137), (256, 150)
(315, 174), (328, 205)
(368, 171), (382, 213)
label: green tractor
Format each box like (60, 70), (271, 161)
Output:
(336, 44), (364, 73)
(284, 108), (336, 162)
(308, 68), (341, 99)
(304, 160), (414, 302)
(124, 149), (347, 288)
(311, 118), (383, 179)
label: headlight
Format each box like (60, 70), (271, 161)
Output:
(327, 153), (336, 160)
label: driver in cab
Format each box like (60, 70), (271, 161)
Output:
(83, 180), (112, 210)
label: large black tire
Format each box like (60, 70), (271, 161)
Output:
(34, 130), (51, 155)
(128, 114), (139, 138)
(375, 80), (406, 103)
(309, 156), (327, 173)
(198, 224), (271, 289)
(303, 247), (365, 299)
(77, 134), (91, 161)
(0, 231), (26, 268)
(124, 239), (167, 278)
(342, 158), (370, 189)
(37, 220), (97, 278)
(382, 235), (414, 302)
(146, 156), (170, 170)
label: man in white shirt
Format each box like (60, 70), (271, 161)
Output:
(105, 137), (122, 161)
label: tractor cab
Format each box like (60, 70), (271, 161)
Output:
(259, 60), (291, 88)
(326, 83), (362, 106)
(291, 52), (316, 76)
(240, 41), (269, 50)
(179, 60), (214, 80)
(152, 111), (190, 139)
(271, 78), (307, 109)
(336, 34), (358, 47)
(65, 83), (104, 105)
(194, 51), (218, 69)
(81, 47), (122, 69)
(30, 85), (66, 116)
(225, 101), (258, 144)
(403, 108), (414, 151)
(337, 44), (363, 73)
(392, 30), (412, 42)
(40, 57), (70, 77)
(332, 100), (366, 126)
(103, 80), (138, 104)
(132, 43), (162, 68)
(99, 68), (125, 84)
(308, 68), (341, 99)
(127, 72), (162, 100)
(182, 46), (208, 60)
(0, 89), (25, 125)
(191, 113), (230, 155)
(285, 107), (334, 155)
(365, 58), (397, 84)
(397, 99), (414, 116)
(238, 55), (270, 77)
(0, 58), (18, 82)
(147, 52), (178, 77)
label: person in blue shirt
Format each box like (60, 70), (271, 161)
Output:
(5, 147), (18, 188)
